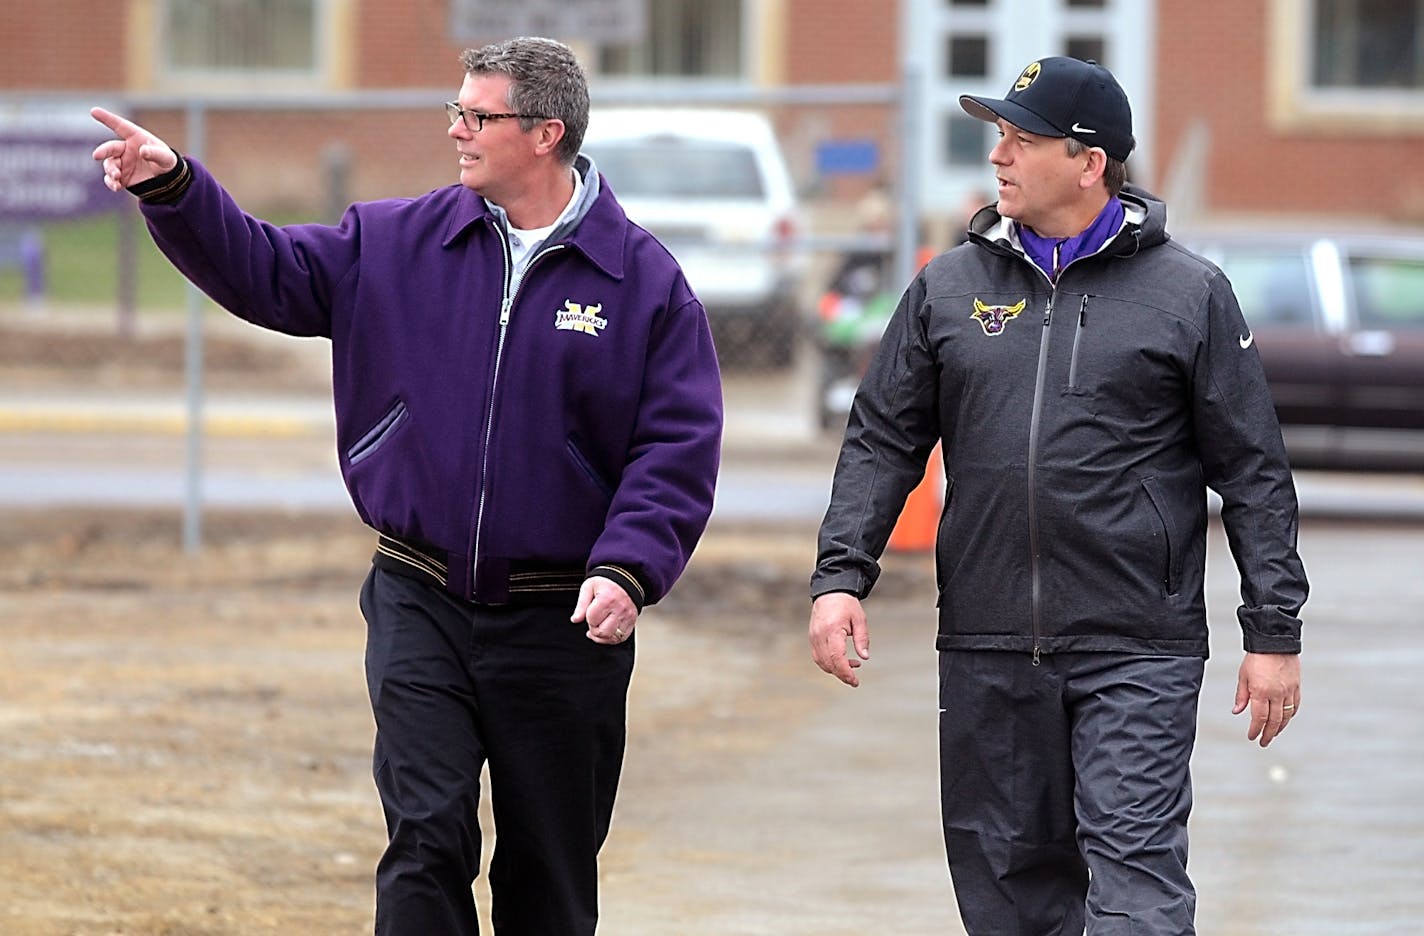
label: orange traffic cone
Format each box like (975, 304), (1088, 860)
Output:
(887, 444), (942, 552)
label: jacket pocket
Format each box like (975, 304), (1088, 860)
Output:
(1066, 295), (1090, 393)
(566, 438), (615, 500)
(348, 400), (409, 465)
(933, 476), (956, 604)
(1140, 477), (1183, 596)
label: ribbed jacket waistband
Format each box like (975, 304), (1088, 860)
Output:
(372, 533), (586, 606)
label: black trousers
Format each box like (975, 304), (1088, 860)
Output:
(360, 566), (635, 936)
(938, 650), (1205, 936)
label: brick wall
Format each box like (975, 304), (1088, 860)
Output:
(10, 1), (1424, 222)
(783, 0), (899, 203)
(357, 0), (470, 87)
(1156, 0), (1424, 223)
(0, 0), (126, 89)
(784, 0), (897, 84)
(131, 109), (457, 218)
(3, 0), (906, 213)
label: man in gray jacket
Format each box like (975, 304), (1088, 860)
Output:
(808, 57), (1307, 935)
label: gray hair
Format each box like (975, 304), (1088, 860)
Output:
(1065, 137), (1127, 198)
(459, 37), (589, 166)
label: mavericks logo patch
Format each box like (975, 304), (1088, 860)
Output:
(555, 299), (607, 337)
(971, 298), (1026, 336)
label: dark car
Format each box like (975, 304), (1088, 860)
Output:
(1188, 229), (1424, 470)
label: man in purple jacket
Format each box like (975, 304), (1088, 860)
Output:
(93, 36), (722, 936)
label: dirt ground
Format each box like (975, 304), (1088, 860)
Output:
(10, 315), (1424, 935)
(0, 502), (896, 936)
(0, 317), (331, 395)
(0, 317), (939, 934)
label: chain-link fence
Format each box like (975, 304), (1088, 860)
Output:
(2, 81), (930, 546)
(4, 81), (926, 365)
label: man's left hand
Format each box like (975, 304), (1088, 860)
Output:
(572, 576), (637, 644)
(1233, 652), (1301, 748)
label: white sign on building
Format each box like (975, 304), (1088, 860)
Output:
(450, 0), (646, 44)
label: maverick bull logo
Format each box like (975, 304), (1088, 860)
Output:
(971, 298), (1026, 336)
(1014, 61), (1041, 91)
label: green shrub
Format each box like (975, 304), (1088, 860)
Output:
(0, 211), (314, 311)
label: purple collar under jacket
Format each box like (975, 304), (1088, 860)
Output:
(1017, 197), (1125, 283)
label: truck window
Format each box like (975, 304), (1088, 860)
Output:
(1217, 250), (1315, 326)
(1349, 256), (1424, 330)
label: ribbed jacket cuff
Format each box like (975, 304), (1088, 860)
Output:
(589, 564), (646, 612)
(128, 150), (192, 204)
(810, 569), (873, 601)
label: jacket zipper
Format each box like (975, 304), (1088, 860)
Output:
(469, 238), (567, 593)
(1025, 291), (1055, 665)
(1009, 226), (1129, 662)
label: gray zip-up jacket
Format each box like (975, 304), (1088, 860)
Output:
(811, 186), (1307, 658)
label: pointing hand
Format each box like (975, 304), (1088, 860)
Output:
(90, 107), (178, 192)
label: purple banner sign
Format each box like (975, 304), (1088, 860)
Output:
(0, 131), (126, 221)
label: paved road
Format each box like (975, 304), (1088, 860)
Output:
(601, 518), (1424, 935)
(0, 373), (841, 521)
(5, 375), (1423, 932)
(5, 377), (1424, 523)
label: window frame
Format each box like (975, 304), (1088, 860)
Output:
(154, 0), (342, 93)
(1268, 0), (1424, 132)
(595, 0), (745, 80)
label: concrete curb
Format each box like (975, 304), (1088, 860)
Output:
(0, 396), (330, 435)
(0, 395), (839, 460)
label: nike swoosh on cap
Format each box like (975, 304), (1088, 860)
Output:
(1071, 122), (1097, 134)
(1239, 333), (1255, 349)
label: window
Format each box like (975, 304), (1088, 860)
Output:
(1349, 256), (1424, 329)
(598, 0), (742, 78)
(946, 36), (990, 78)
(945, 114), (989, 167)
(1269, 0), (1424, 131)
(1215, 249), (1317, 327)
(1313, 0), (1424, 89)
(164, 0), (319, 73)
(1065, 36), (1106, 64)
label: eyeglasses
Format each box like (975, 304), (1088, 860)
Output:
(445, 102), (551, 133)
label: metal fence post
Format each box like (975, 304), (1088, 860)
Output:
(116, 192), (137, 339)
(895, 59), (924, 293)
(183, 101), (206, 554)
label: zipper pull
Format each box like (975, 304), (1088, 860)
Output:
(1078, 294), (1089, 327)
(500, 297), (513, 326)
(1032, 645), (1042, 667)
(1043, 299), (1053, 327)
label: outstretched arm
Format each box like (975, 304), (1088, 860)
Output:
(91, 108), (350, 338)
(91, 107), (177, 192)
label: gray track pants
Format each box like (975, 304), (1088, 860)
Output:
(938, 650), (1205, 936)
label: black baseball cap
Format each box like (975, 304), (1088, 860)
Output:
(960, 56), (1135, 162)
